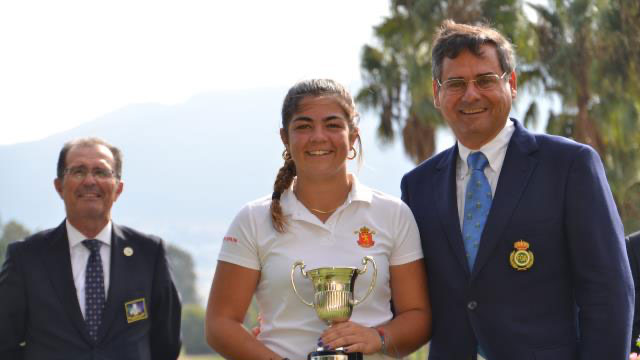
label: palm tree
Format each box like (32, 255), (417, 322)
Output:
(527, 0), (640, 230)
(599, 0), (640, 231)
(358, 0), (533, 163)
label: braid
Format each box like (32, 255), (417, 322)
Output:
(270, 159), (296, 233)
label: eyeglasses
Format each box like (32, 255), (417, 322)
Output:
(64, 166), (116, 180)
(437, 72), (508, 94)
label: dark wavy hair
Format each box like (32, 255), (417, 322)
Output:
(432, 19), (516, 82)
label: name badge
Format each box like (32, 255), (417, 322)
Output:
(124, 298), (148, 323)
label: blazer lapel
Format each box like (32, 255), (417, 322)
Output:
(97, 223), (130, 342)
(42, 221), (92, 343)
(471, 119), (539, 279)
(434, 144), (472, 275)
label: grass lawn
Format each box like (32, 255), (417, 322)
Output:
(178, 354), (222, 360)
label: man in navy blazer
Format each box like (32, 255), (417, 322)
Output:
(626, 231), (640, 354)
(401, 20), (633, 359)
(0, 137), (181, 360)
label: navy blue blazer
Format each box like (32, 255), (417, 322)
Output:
(626, 231), (640, 354)
(401, 119), (633, 360)
(0, 221), (182, 360)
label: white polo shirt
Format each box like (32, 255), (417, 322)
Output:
(218, 175), (423, 360)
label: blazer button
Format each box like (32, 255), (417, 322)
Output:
(467, 300), (478, 310)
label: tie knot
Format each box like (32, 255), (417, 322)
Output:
(467, 152), (489, 171)
(82, 239), (102, 253)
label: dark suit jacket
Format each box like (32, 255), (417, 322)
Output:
(627, 231), (640, 354)
(0, 221), (182, 360)
(401, 119), (633, 360)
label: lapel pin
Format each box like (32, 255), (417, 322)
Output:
(124, 298), (148, 323)
(509, 239), (534, 271)
(123, 247), (134, 257)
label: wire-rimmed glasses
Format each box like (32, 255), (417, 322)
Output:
(437, 72), (508, 94)
(63, 166), (116, 180)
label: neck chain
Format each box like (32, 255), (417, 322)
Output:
(308, 205), (341, 214)
(293, 188), (345, 215)
(293, 179), (350, 215)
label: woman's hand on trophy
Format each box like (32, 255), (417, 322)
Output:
(251, 313), (263, 337)
(319, 321), (383, 354)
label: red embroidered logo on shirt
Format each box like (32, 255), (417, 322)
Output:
(355, 226), (376, 248)
(223, 236), (238, 243)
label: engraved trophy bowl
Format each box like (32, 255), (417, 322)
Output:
(291, 256), (377, 360)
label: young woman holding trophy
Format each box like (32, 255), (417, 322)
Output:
(206, 79), (432, 359)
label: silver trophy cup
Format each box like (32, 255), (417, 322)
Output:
(291, 256), (377, 360)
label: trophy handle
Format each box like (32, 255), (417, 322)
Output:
(291, 261), (314, 307)
(352, 256), (377, 306)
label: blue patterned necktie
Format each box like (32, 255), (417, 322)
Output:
(83, 239), (105, 342)
(462, 152), (492, 270)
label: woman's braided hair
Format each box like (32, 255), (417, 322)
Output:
(270, 79), (361, 233)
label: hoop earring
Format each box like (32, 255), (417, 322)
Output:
(347, 147), (357, 160)
(282, 149), (292, 161)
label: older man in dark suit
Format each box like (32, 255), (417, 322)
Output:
(401, 20), (633, 359)
(0, 137), (181, 360)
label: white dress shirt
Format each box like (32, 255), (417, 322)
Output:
(66, 220), (112, 319)
(455, 119), (515, 230)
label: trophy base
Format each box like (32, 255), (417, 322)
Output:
(308, 349), (363, 360)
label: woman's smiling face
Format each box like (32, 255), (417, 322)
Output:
(282, 96), (358, 181)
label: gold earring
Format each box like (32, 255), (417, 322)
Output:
(282, 149), (292, 161)
(347, 147), (357, 160)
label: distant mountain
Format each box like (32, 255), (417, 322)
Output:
(0, 87), (435, 299)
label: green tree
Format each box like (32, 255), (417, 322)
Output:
(598, 0), (640, 232)
(358, 0), (535, 163)
(166, 244), (199, 305)
(527, 0), (640, 231)
(181, 304), (215, 355)
(0, 220), (31, 264)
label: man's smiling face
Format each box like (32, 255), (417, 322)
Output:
(433, 44), (517, 149)
(54, 143), (123, 227)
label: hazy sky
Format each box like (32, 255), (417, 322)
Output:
(0, 0), (390, 145)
